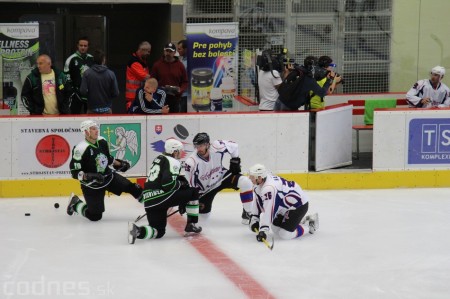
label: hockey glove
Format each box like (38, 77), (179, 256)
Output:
(177, 176), (189, 190)
(85, 173), (105, 184)
(256, 231), (267, 242)
(272, 213), (284, 227)
(114, 159), (131, 172)
(229, 157), (241, 175)
(178, 203), (187, 215)
(249, 215), (260, 232)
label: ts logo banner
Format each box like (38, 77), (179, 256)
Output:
(408, 118), (450, 164)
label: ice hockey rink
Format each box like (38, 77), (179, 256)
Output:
(1, 188), (450, 299)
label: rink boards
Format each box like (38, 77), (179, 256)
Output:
(0, 109), (449, 197)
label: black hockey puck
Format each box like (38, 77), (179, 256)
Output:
(173, 124), (189, 140)
(54, 203), (60, 209)
(25, 213), (30, 216)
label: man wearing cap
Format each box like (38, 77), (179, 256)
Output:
(151, 42), (188, 113)
(309, 56), (342, 109)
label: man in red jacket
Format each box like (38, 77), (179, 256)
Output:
(126, 41), (151, 110)
(151, 42), (188, 113)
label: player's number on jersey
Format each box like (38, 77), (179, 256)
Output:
(148, 165), (160, 181)
(281, 178), (295, 188)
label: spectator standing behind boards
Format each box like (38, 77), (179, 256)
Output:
(80, 49), (119, 114)
(64, 36), (94, 114)
(177, 40), (188, 112)
(126, 41), (151, 110)
(257, 56), (283, 111)
(152, 42), (188, 113)
(406, 66), (450, 108)
(310, 56), (342, 109)
(128, 78), (170, 114)
(21, 54), (72, 115)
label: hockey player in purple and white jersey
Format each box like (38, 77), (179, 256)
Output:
(184, 133), (253, 224)
(406, 66), (450, 108)
(248, 164), (318, 242)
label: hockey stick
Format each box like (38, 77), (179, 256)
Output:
(134, 172), (233, 223)
(253, 228), (274, 251)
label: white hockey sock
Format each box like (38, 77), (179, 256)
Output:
(186, 200), (199, 217)
(237, 176), (253, 212)
(141, 226), (157, 240)
(75, 201), (87, 216)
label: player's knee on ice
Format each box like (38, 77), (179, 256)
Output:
(277, 225), (307, 240)
(85, 210), (103, 221)
(155, 228), (166, 239)
(199, 200), (212, 214)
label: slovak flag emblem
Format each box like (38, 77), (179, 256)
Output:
(155, 125), (163, 135)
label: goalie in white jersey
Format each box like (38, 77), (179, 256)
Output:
(248, 164), (318, 242)
(184, 133), (253, 224)
(406, 66), (450, 108)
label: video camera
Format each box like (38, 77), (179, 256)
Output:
(256, 48), (295, 76)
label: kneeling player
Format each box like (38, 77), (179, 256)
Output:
(128, 139), (201, 243)
(184, 133), (253, 224)
(67, 120), (143, 221)
(248, 164), (318, 242)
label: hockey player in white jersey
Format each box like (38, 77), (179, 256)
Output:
(184, 133), (253, 224)
(248, 164), (318, 242)
(406, 66), (450, 108)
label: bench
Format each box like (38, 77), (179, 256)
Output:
(348, 99), (408, 159)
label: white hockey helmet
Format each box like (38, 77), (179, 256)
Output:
(249, 163), (268, 179)
(80, 120), (98, 134)
(431, 66), (445, 78)
(164, 139), (183, 154)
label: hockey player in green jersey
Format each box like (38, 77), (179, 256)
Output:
(67, 120), (142, 221)
(128, 139), (201, 243)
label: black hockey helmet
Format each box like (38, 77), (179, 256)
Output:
(193, 132), (210, 146)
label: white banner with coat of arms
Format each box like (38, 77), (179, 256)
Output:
(10, 117), (148, 178)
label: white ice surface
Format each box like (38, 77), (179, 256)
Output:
(1, 188), (450, 299)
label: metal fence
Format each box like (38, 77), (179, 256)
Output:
(185, 0), (392, 98)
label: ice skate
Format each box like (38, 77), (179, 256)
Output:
(241, 208), (251, 225)
(128, 222), (140, 244)
(300, 215), (309, 225)
(184, 222), (202, 236)
(67, 193), (82, 216)
(308, 213), (319, 234)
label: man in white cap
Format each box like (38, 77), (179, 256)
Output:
(406, 66), (450, 108)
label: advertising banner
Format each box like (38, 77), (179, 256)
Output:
(0, 23), (39, 115)
(186, 22), (238, 112)
(408, 118), (450, 165)
(11, 118), (147, 178)
(146, 117), (199, 169)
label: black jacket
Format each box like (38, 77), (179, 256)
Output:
(63, 51), (94, 95)
(21, 67), (72, 115)
(80, 64), (119, 109)
(279, 66), (332, 109)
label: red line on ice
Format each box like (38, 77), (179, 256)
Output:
(169, 215), (276, 299)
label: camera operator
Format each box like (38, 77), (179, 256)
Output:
(310, 56), (342, 109)
(257, 51), (285, 111)
(320, 56), (342, 94)
(274, 56), (334, 111)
